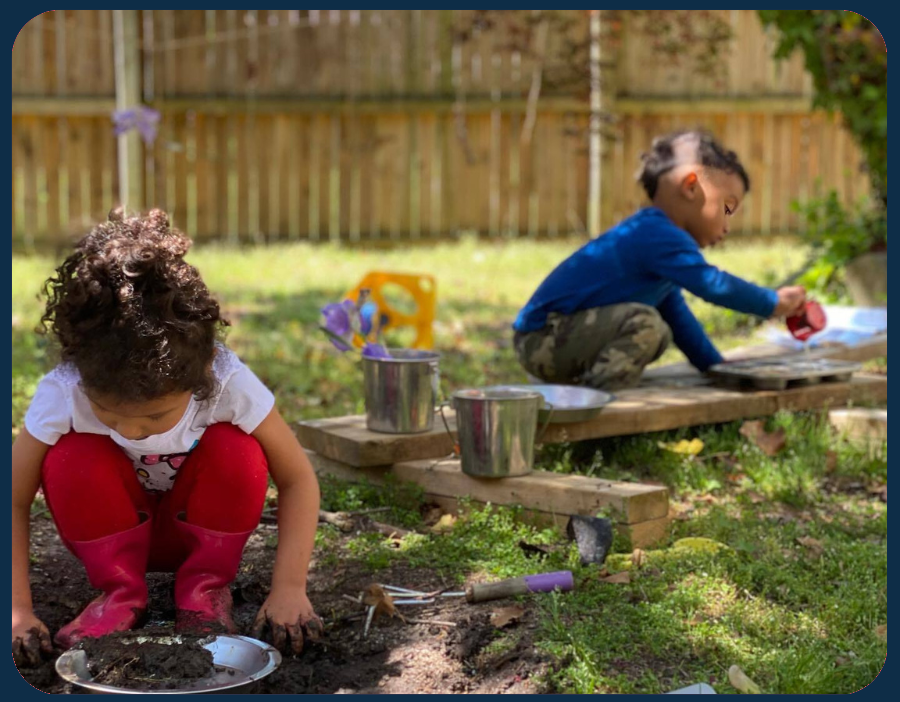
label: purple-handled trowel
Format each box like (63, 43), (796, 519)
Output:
(464, 570), (574, 603)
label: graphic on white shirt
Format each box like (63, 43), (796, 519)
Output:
(136, 440), (200, 492)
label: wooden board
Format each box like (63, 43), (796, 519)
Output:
(424, 495), (672, 549)
(308, 451), (669, 526)
(540, 374), (886, 445)
(296, 415), (456, 469)
(829, 408), (887, 442)
(295, 374), (887, 467)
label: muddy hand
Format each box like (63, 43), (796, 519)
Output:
(12, 622), (53, 668)
(252, 590), (322, 656)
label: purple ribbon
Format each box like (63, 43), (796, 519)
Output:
(112, 106), (161, 146)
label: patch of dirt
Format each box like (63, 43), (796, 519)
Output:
(79, 631), (215, 690)
(18, 515), (552, 694)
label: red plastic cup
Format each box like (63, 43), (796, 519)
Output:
(787, 300), (827, 341)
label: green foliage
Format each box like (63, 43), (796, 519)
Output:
(758, 11), (887, 208)
(791, 186), (887, 277)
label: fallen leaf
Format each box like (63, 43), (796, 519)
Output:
(824, 450), (838, 473)
(834, 656), (850, 667)
(601, 571), (631, 584)
(597, 567), (610, 578)
(740, 420), (786, 456)
(728, 664), (761, 694)
(875, 624), (887, 641)
(631, 548), (647, 569)
(658, 438), (705, 456)
(796, 536), (825, 558)
(431, 513), (457, 533)
(746, 491), (766, 504)
(363, 584), (401, 622)
(490, 604), (526, 628)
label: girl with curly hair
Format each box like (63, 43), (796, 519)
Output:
(12, 209), (321, 666)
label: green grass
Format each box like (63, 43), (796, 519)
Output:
(11, 236), (886, 693)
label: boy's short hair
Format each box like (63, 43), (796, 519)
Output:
(636, 129), (750, 199)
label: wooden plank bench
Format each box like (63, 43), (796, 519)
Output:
(296, 374), (887, 467)
(309, 452), (672, 548)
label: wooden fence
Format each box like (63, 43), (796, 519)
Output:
(12, 10), (867, 248)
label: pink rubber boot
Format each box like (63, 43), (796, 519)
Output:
(173, 516), (254, 635)
(54, 516), (152, 648)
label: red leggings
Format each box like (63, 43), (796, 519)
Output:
(41, 424), (269, 572)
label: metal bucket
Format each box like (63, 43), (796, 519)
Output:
(445, 387), (545, 478)
(362, 349), (440, 434)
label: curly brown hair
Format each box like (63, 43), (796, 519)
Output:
(39, 208), (229, 403)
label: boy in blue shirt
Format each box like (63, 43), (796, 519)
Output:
(513, 130), (807, 390)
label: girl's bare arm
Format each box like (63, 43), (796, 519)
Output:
(12, 428), (54, 665)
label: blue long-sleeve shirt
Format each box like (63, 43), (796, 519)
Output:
(513, 207), (779, 371)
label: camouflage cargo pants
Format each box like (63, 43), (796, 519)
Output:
(513, 303), (672, 390)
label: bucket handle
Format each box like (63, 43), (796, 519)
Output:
(437, 401), (460, 456)
(536, 401), (555, 444)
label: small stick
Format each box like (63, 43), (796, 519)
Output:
(341, 594), (362, 605)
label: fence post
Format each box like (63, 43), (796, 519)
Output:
(113, 9), (144, 212)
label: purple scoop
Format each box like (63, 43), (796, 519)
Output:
(524, 570), (574, 593)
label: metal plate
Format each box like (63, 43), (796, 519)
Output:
(55, 634), (281, 695)
(486, 384), (615, 423)
(708, 358), (861, 391)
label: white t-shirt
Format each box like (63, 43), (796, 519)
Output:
(24, 345), (275, 493)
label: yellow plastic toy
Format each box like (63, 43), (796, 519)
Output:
(344, 271), (436, 349)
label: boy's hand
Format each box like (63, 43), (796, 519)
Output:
(252, 588), (323, 656)
(773, 286), (807, 318)
(12, 608), (53, 668)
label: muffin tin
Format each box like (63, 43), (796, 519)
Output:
(708, 358), (861, 391)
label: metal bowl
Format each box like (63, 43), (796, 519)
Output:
(485, 384), (615, 424)
(55, 634), (281, 695)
